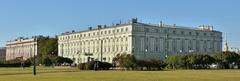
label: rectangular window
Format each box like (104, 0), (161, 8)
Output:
(181, 31), (184, 35)
(155, 29), (158, 33)
(145, 28), (149, 32)
(196, 32), (199, 36)
(189, 32), (192, 35)
(204, 33), (207, 36)
(173, 31), (176, 34)
(113, 30), (115, 33)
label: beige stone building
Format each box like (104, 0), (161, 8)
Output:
(6, 37), (37, 60)
(0, 47), (6, 62)
(58, 18), (222, 64)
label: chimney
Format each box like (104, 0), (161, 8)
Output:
(173, 24), (176, 27)
(72, 30), (75, 33)
(159, 21), (163, 27)
(97, 25), (102, 29)
(104, 25), (107, 28)
(131, 18), (138, 23)
(210, 26), (214, 31)
(88, 27), (92, 30)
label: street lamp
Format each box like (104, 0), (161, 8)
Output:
(165, 54), (168, 59)
(77, 50), (81, 64)
(144, 49), (148, 60)
(33, 37), (37, 75)
(179, 50), (182, 55)
(165, 28), (169, 60)
(189, 50), (194, 53)
(100, 39), (103, 62)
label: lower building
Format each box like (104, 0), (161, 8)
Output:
(0, 47), (6, 62)
(6, 37), (37, 60)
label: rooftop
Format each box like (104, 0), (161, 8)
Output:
(60, 18), (219, 36)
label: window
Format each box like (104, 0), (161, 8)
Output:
(121, 28), (124, 32)
(105, 31), (107, 34)
(121, 46), (123, 51)
(112, 30), (115, 33)
(204, 33), (207, 36)
(181, 31), (184, 35)
(156, 46), (158, 51)
(155, 29), (159, 33)
(196, 32), (199, 36)
(173, 31), (176, 34)
(126, 28), (128, 32)
(108, 30), (111, 34)
(145, 28), (149, 32)
(189, 32), (192, 35)
(164, 30), (167, 33)
(211, 33), (214, 36)
(117, 29), (119, 32)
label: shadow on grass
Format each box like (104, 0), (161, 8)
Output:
(0, 72), (31, 76)
(0, 70), (77, 76)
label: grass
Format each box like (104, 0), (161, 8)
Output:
(0, 67), (240, 81)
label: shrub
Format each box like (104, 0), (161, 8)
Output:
(55, 56), (73, 65)
(43, 57), (53, 66)
(0, 58), (31, 67)
(78, 61), (113, 70)
(136, 60), (167, 70)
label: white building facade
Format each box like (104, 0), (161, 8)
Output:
(58, 18), (222, 64)
(0, 47), (6, 62)
(6, 37), (37, 60)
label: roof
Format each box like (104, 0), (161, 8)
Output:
(58, 18), (222, 36)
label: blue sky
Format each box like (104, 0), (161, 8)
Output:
(0, 0), (239, 49)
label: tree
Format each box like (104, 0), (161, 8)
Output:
(113, 53), (137, 70)
(213, 51), (240, 69)
(165, 54), (215, 69)
(165, 55), (181, 69)
(114, 54), (166, 70)
(37, 36), (58, 64)
(43, 57), (52, 66)
(122, 54), (137, 70)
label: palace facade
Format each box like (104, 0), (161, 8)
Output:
(58, 18), (222, 64)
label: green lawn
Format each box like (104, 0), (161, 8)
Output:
(0, 67), (240, 81)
